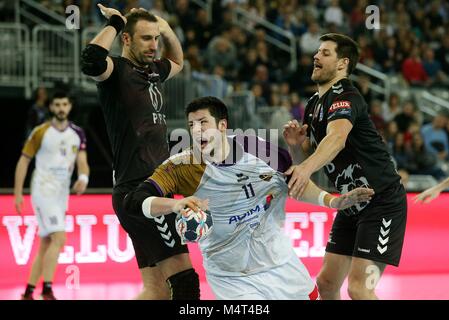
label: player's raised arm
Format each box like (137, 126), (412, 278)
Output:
(155, 15), (183, 80)
(81, 4), (126, 82)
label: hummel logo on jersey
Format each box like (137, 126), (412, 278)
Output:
(332, 83), (344, 94)
(377, 218), (392, 254)
(236, 173), (249, 182)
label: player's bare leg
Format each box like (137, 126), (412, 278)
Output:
(28, 236), (51, 285)
(134, 266), (170, 300)
(42, 231), (66, 282)
(21, 236), (51, 299)
(347, 257), (386, 300)
(316, 252), (352, 299)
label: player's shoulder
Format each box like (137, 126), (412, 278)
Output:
(29, 121), (51, 137)
(162, 149), (195, 166)
(328, 79), (361, 100)
(68, 122), (84, 131)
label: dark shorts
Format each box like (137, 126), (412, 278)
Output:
(326, 183), (407, 266)
(112, 182), (189, 269)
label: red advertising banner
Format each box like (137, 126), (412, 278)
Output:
(1, 193), (448, 289)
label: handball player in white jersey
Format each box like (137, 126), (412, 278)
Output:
(14, 92), (90, 300)
(125, 96), (374, 299)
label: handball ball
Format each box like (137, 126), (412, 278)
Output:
(175, 208), (213, 243)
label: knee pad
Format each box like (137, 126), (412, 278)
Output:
(166, 268), (200, 300)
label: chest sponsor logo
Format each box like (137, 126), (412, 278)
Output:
(229, 204), (261, 225)
(148, 82), (164, 113)
(329, 100), (351, 113)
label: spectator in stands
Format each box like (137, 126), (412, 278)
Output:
(369, 100), (386, 135)
(238, 48), (258, 82)
(394, 101), (421, 135)
(300, 22), (321, 55)
(382, 92), (401, 123)
(149, 0), (171, 22)
(421, 112), (449, 161)
(174, 0), (196, 31)
(193, 8), (214, 50)
(422, 47), (448, 87)
(288, 54), (316, 97)
(409, 132), (446, 180)
(25, 87), (49, 138)
(275, 5), (303, 38)
(251, 83), (268, 110)
(383, 120), (399, 152)
(324, 0), (344, 28)
(401, 46), (430, 86)
(290, 92), (305, 122)
(185, 44), (204, 71)
(435, 34), (449, 75)
(354, 74), (374, 107)
(374, 36), (403, 74)
(205, 36), (237, 78)
(392, 132), (412, 172)
(251, 64), (271, 103)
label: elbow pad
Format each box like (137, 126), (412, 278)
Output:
(123, 180), (162, 216)
(81, 44), (109, 76)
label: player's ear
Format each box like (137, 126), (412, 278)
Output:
(338, 57), (349, 71)
(122, 32), (131, 46)
(218, 119), (227, 131)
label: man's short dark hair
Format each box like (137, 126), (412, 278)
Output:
(50, 91), (71, 104)
(123, 10), (158, 36)
(185, 96), (229, 124)
(319, 33), (360, 75)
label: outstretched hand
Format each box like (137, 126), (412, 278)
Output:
(331, 187), (375, 210)
(283, 120), (308, 147)
(413, 188), (440, 204)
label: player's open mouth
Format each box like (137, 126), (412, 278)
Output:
(313, 63), (322, 70)
(195, 138), (208, 149)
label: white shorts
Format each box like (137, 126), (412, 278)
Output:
(206, 254), (316, 300)
(31, 185), (68, 238)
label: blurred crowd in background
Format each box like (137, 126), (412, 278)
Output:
(6, 0), (449, 185)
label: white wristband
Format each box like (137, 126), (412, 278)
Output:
(78, 174), (89, 184)
(318, 191), (329, 207)
(142, 196), (156, 219)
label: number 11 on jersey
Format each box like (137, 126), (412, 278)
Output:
(242, 183), (255, 199)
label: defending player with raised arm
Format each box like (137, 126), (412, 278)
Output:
(124, 96), (374, 300)
(80, 4), (198, 300)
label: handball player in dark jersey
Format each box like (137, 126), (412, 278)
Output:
(283, 33), (407, 300)
(81, 4), (199, 299)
